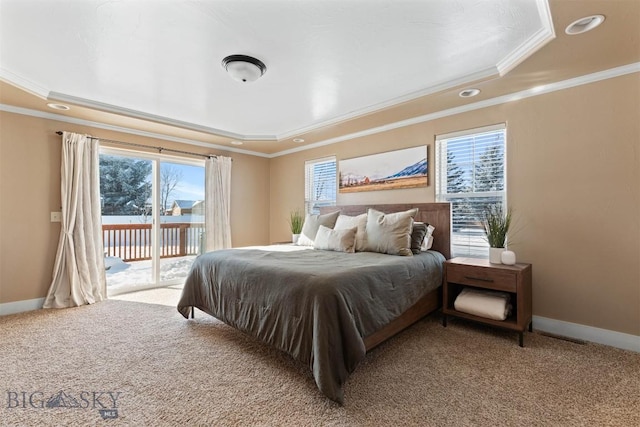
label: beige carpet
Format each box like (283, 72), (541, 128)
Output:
(0, 290), (638, 426)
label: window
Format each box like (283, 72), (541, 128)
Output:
(305, 156), (337, 214)
(435, 124), (506, 258)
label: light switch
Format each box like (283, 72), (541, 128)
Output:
(50, 212), (62, 222)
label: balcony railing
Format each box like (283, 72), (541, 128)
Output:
(103, 222), (205, 262)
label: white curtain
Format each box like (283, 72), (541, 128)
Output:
(44, 132), (106, 308)
(204, 156), (232, 251)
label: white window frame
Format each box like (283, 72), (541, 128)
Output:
(435, 124), (507, 258)
(304, 156), (337, 214)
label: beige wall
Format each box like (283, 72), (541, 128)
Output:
(1, 73), (638, 337)
(0, 112), (270, 304)
(270, 73), (640, 336)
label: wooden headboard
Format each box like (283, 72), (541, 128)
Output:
(320, 203), (451, 259)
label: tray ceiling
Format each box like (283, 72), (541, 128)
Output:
(0, 0), (553, 140)
(1, 0), (639, 156)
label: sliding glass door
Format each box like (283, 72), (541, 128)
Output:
(99, 148), (205, 295)
(158, 162), (205, 283)
(100, 152), (154, 291)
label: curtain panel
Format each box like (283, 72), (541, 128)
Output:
(204, 156), (232, 251)
(44, 132), (106, 308)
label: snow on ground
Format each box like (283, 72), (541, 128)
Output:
(105, 255), (196, 294)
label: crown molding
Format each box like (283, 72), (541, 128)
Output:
(0, 64), (503, 143)
(0, 68), (276, 142)
(3, 62), (638, 159)
(271, 62), (640, 157)
(497, 0), (556, 75)
(280, 0), (557, 142)
(0, 104), (271, 158)
(0, 68), (49, 98)
(47, 92), (277, 142)
(276, 65), (499, 141)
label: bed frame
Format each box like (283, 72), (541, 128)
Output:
(320, 203), (451, 351)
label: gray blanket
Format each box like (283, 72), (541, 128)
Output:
(177, 246), (445, 403)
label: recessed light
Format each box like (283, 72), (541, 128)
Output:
(293, 138), (305, 143)
(47, 103), (70, 110)
(230, 140), (243, 146)
(565, 15), (605, 35)
(458, 88), (480, 98)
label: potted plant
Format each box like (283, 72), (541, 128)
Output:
(288, 209), (304, 244)
(482, 204), (512, 263)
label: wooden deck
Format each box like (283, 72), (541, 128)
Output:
(103, 222), (204, 262)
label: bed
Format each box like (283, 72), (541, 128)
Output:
(177, 203), (451, 403)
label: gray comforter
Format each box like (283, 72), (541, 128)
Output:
(177, 246), (445, 403)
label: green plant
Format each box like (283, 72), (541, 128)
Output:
(288, 209), (304, 234)
(482, 204), (512, 248)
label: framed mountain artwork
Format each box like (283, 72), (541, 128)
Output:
(338, 146), (428, 193)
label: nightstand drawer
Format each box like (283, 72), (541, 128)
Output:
(447, 264), (517, 292)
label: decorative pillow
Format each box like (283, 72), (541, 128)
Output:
(421, 224), (436, 251)
(363, 208), (418, 256)
(334, 213), (367, 251)
(313, 225), (357, 253)
(296, 210), (340, 246)
(410, 222), (428, 254)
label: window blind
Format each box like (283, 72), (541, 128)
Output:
(435, 125), (506, 258)
(305, 156), (337, 214)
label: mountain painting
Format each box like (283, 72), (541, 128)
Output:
(339, 146), (428, 193)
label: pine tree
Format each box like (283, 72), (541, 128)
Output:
(471, 143), (505, 224)
(446, 151), (467, 193)
(100, 156), (152, 215)
(446, 151), (472, 231)
(475, 145), (504, 192)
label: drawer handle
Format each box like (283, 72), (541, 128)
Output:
(464, 276), (494, 283)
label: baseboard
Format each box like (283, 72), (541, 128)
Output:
(0, 298), (45, 316)
(533, 315), (640, 353)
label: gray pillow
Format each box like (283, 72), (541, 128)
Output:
(363, 208), (418, 256)
(296, 210), (340, 246)
(313, 225), (357, 253)
(410, 222), (429, 254)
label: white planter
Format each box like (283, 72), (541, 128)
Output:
(292, 234), (300, 244)
(489, 247), (505, 264)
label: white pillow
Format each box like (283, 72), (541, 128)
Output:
(313, 225), (357, 253)
(363, 208), (418, 256)
(421, 224), (436, 251)
(334, 213), (367, 251)
(296, 211), (340, 246)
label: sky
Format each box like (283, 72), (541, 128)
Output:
(164, 162), (205, 202)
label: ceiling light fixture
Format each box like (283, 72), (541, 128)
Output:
(565, 15), (605, 35)
(47, 103), (70, 110)
(458, 88), (480, 98)
(222, 55), (266, 83)
(293, 138), (305, 143)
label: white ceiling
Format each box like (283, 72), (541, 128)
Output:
(0, 0), (553, 140)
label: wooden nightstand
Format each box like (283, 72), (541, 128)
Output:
(442, 257), (532, 347)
